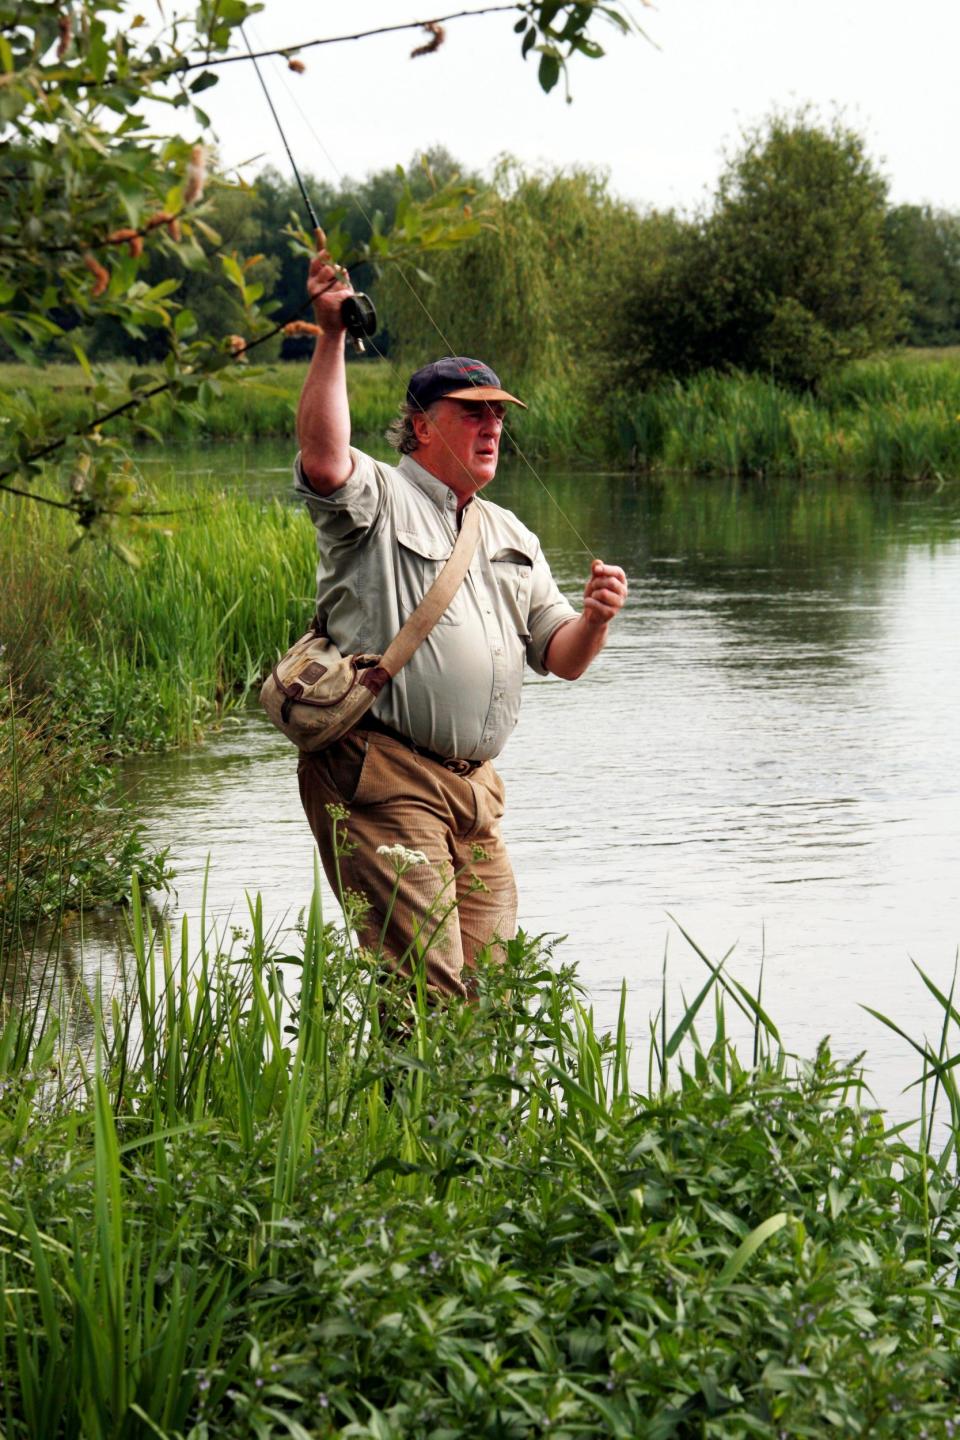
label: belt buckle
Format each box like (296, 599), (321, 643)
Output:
(443, 757), (475, 777)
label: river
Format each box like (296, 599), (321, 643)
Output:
(61, 445), (960, 1116)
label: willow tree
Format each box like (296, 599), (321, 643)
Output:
(379, 161), (643, 398)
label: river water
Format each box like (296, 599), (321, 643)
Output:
(63, 447), (960, 1115)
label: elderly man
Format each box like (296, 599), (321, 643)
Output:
(295, 251), (628, 999)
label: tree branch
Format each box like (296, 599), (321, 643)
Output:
(185, 4), (519, 69)
(0, 290), (317, 502)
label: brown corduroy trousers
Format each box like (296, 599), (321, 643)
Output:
(297, 729), (518, 999)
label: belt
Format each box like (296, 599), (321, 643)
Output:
(357, 714), (484, 776)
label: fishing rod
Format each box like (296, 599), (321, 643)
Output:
(240, 25), (377, 352)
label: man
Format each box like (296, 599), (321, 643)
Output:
(295, 250), (628, 999)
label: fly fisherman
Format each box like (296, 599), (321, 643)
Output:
(294, 250), (628, 999)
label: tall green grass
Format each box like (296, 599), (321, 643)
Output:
(618, 362), (960, 480)
(1, 477), (316, 923)
(1, 866), (959, 1437)
(1, 480), (315, 754)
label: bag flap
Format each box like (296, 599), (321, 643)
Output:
(274, 633), (378, 705)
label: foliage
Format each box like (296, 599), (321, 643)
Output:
(1, 883), (959, 1436)
(379, 161), (643, 396)
(6, 0), (638, 528)
(617, 359), (960, 480)
(1, 668), (171, 927)
(621, 113), (904, 390)
(885, 205), (960, 347)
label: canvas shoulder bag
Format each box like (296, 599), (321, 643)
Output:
(260, 502), (481, 752)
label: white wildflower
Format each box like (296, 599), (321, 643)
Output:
(377, 843), (430, 872)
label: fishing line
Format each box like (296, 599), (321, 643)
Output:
(241, 23), (377, 349)
(240, 22), (322, 235)
(243, 24), (596, 561)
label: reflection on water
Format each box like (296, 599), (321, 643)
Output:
(22, 451), (960, 1121)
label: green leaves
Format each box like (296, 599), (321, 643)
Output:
(538, 50), (561, 93)
(714, 1212), (789, 1288)
(518, 1), (643, 97)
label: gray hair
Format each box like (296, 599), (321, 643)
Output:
(385, 400), (438, 455)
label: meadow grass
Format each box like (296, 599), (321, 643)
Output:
(1, 861), (959, 1438)
(3, 350), (960, 474)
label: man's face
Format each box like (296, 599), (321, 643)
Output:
(415, 398), (507, 493)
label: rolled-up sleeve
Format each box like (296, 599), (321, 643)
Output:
(525, 547), (577, 675)
(293, 446), (386, 544)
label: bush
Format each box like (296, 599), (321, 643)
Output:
(621, 112), (904, 390)
(1, 899), (959, 1437)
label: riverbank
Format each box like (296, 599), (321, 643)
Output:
(1, 885), (957, 1438)
(2, 474), (317, 924)
(2, 351), (960, 478)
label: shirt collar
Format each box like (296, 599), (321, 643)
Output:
(397, 453), (464, 518)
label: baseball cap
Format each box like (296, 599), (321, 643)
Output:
(406, 357), (526, 411)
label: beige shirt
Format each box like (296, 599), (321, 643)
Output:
(294, 447), (577, 761)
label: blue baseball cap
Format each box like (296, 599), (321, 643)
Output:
(407, 357), (526, 411)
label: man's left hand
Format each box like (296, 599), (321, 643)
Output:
(582, 559), (628, 627)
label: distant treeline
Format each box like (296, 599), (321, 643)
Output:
(29, 117), (960, 394)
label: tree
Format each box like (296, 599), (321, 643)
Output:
(622, 113), (904, 389)
(884, 205), (960, 347)
(0, 0), (643, 531)
(379, 160), (643, 389)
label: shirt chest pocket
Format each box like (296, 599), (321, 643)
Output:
(395, 529), (466, 626)
(492, 546), (535, 639)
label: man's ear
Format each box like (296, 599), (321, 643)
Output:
(411, 411), (432, 448)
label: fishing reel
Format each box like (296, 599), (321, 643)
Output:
(341, 292), (377, 353)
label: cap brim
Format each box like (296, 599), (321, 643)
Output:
(443, 385), (527, 409)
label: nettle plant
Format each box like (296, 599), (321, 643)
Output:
(0, 0), (642, 543)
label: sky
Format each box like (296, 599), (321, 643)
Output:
(200, 0), (960, 216)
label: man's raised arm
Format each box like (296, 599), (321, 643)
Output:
(296, 253), (356, 495)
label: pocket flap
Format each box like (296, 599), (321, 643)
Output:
(491, 545), (535, 568)
(396, 528), (453, 562)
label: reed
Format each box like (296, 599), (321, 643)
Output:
(619, 362), (960, 480)
(1, 867), (959, 1437)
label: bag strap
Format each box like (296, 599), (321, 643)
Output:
(378, 500), (481, 678)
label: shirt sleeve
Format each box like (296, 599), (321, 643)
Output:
(293, 446), (386, 544)
(525, 546), (577, 676)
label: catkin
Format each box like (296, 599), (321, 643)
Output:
(105, 227), (143, 259)
(83, 253), (109, 298)
(183, 145), (206, 205)
(57, 12), (73, 59)
(411, 23), (444, 58)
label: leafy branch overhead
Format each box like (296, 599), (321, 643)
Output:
(0, 0), (640, 533)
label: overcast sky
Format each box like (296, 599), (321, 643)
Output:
(204, 0), (959, 215)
